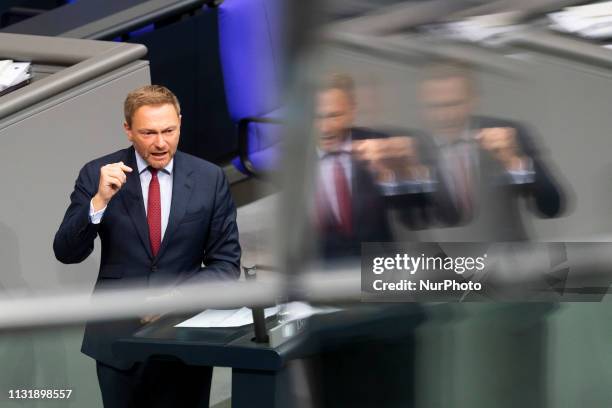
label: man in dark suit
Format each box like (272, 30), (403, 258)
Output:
(309, 75), (420, 408)
(54, 85), (241, 407)
(313, 73), (391, 259)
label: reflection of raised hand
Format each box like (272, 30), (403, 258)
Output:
(476, 127), (527, 172)
(92, 161), (133, 211)
(352, 136), (417, 162)
(352, 136), (425, 182)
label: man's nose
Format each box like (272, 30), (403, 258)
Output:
(320, 120), (333, 135)
(153, 133), (166, 148)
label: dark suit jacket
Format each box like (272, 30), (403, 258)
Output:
(317, 128), (392, 260)
(53, 146), (241, 369)
(350, 126), (388, 142)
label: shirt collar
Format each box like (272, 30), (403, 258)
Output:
(316, 130), (353, 159)
(134, 150), (174, 175)
(435, 123), (475, 148)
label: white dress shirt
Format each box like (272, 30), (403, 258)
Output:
(437, 130), (478, 209)
(89, 151), (174, 239)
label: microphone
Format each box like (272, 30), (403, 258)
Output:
(243, 265), (269, 343)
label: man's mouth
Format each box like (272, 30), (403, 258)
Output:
(151, 152), (167, 158)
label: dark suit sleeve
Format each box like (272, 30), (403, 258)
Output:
(53, 163), (100, 264)
(354, 162), (394, 242)
(514, 123), (564, 218)
(193, 168), (241, 282)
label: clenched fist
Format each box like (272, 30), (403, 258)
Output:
(476, 127), (525, 171)
(352, 136), (424, 182)
(352, 136), (418, 163)
(92, 161), (133, 211)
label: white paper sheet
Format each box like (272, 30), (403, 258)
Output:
(175, 306), (279, 328)
(548, 2), (612, 39)
(0, 60), (13, 76)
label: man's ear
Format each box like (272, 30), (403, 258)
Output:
(124, 121), (133, 141)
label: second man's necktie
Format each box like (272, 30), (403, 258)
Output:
(333, 159), (352, 235)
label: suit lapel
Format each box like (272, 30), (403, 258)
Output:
(155, 152), (194, 260)
(120, 147), (153, 259)
(351, 161), (365, 233)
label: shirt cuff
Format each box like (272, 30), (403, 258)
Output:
(89, 199), (107, 224)
(507, 158), (535, 184)
(378, 179), (437, 196)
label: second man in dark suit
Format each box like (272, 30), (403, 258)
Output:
(313, 74), (392, 259)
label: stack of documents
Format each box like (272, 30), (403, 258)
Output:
(549, 2), (612, 40)
(422, 12), (523, 45)
(0, 60), (31, 96)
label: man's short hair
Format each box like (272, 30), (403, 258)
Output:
(319, 73), (356, 104)
(124, 85), (181, 127)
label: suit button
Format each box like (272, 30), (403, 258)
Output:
(151, 265), (158, 272)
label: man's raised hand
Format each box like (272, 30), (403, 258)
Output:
(92, 162), (133, 211)
(476, 127), (526, 172)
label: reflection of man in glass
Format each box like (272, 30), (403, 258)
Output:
(313, 74), (391, 259)
(418, 61), (564, 239)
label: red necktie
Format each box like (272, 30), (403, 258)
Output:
(147, 167), (162, 257)
(333, 159), (352, 235)
(455, 151), (473, 218)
